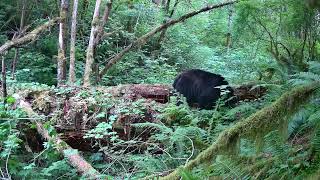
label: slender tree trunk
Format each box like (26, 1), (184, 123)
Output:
(226, 6), (233, 50)
(93, 0), (113, 84)
(1, 55), (7, 105)
(83, 0), (102, 87)
(57, 0), (69, 86)
(11, 0), (27, 79)
(11, 48), (19, 80)
(69, 0), (79, 84)
(94, 0), (113, 47)
(157, 0), (178, 49)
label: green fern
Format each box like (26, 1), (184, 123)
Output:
(290, 61), (320, 85)
(308, 61), (320, 74)
(264, 130), (289, 161)
(206, 155), (249, 179)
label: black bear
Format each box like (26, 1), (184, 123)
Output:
(173, 69), (235, 110)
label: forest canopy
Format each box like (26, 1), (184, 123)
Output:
(0, 0), (320, 179)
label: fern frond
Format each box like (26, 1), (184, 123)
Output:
(290, 71), (320, 85)
(296, 72), (320, 81)
(307, 110), (320, 127)
(307, 61), (320, 74)
(264, 131), (289, 161)
(207, 156), (249, 179)
(132, 122), (172, 134)
(311, 127), (320, 154)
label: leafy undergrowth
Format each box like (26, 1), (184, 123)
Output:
(1, 80), (320, 179)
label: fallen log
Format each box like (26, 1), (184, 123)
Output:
(15, 95), (104, 179)
(10, 83), (266, 152)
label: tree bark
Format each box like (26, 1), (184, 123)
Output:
(98, 0), (238, 79)
(57, 0), (69, 86)
(69, 0), (79, 84)
(92, 0), (113, 84)
(11, 48), (19, 80)
(83, 0), (102, 87)
(1, 55), (7, 105)
(0, 18), (60, 55)
(226, 6), (233, 49)
(94, 0), (113, 47)
(11, 0), (27, 79)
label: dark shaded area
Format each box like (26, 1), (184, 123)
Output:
(173, 69), (236, 109)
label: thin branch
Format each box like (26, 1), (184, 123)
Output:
(98, 0), (238, 78)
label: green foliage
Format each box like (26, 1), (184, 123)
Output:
(13, 51), (57, 85)
(0, 0), (319, 178)
(84, 122), (119, 141)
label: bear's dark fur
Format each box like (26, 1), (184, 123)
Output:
(173, 69), (235, 109)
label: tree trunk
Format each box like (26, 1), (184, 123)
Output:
(11, 0), (27, 79)
(226, 6), (233, 49)
(11, 48), (19, 80)
(98, 0), (238, 79)
(1, 55), (7, 105)
(156, 0), (178, 49)
(69, 0), (79, 84)
(94, 0), (113, 47)
(78, 0), (89, 37)
(83, 0), (102, 87)
(57, 0), (69, 86)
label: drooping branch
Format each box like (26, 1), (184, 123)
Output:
(98, 0), (238, 79)
(0, 18), (60, 55)
(17, 97), (103, 179)
(159, 83), (319, 180)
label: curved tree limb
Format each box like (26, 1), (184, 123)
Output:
(0, 18), (60, 55)
(98, 0), (239, 79)
(159, 83), (319, 180)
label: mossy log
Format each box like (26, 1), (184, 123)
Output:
(9, 83), (266, 152)
(16, 96), (104, 179)
(160, 83), (319, 180)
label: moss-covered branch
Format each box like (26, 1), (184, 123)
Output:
(160, 83), (319, 179)
(0, 18), (60, 55)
